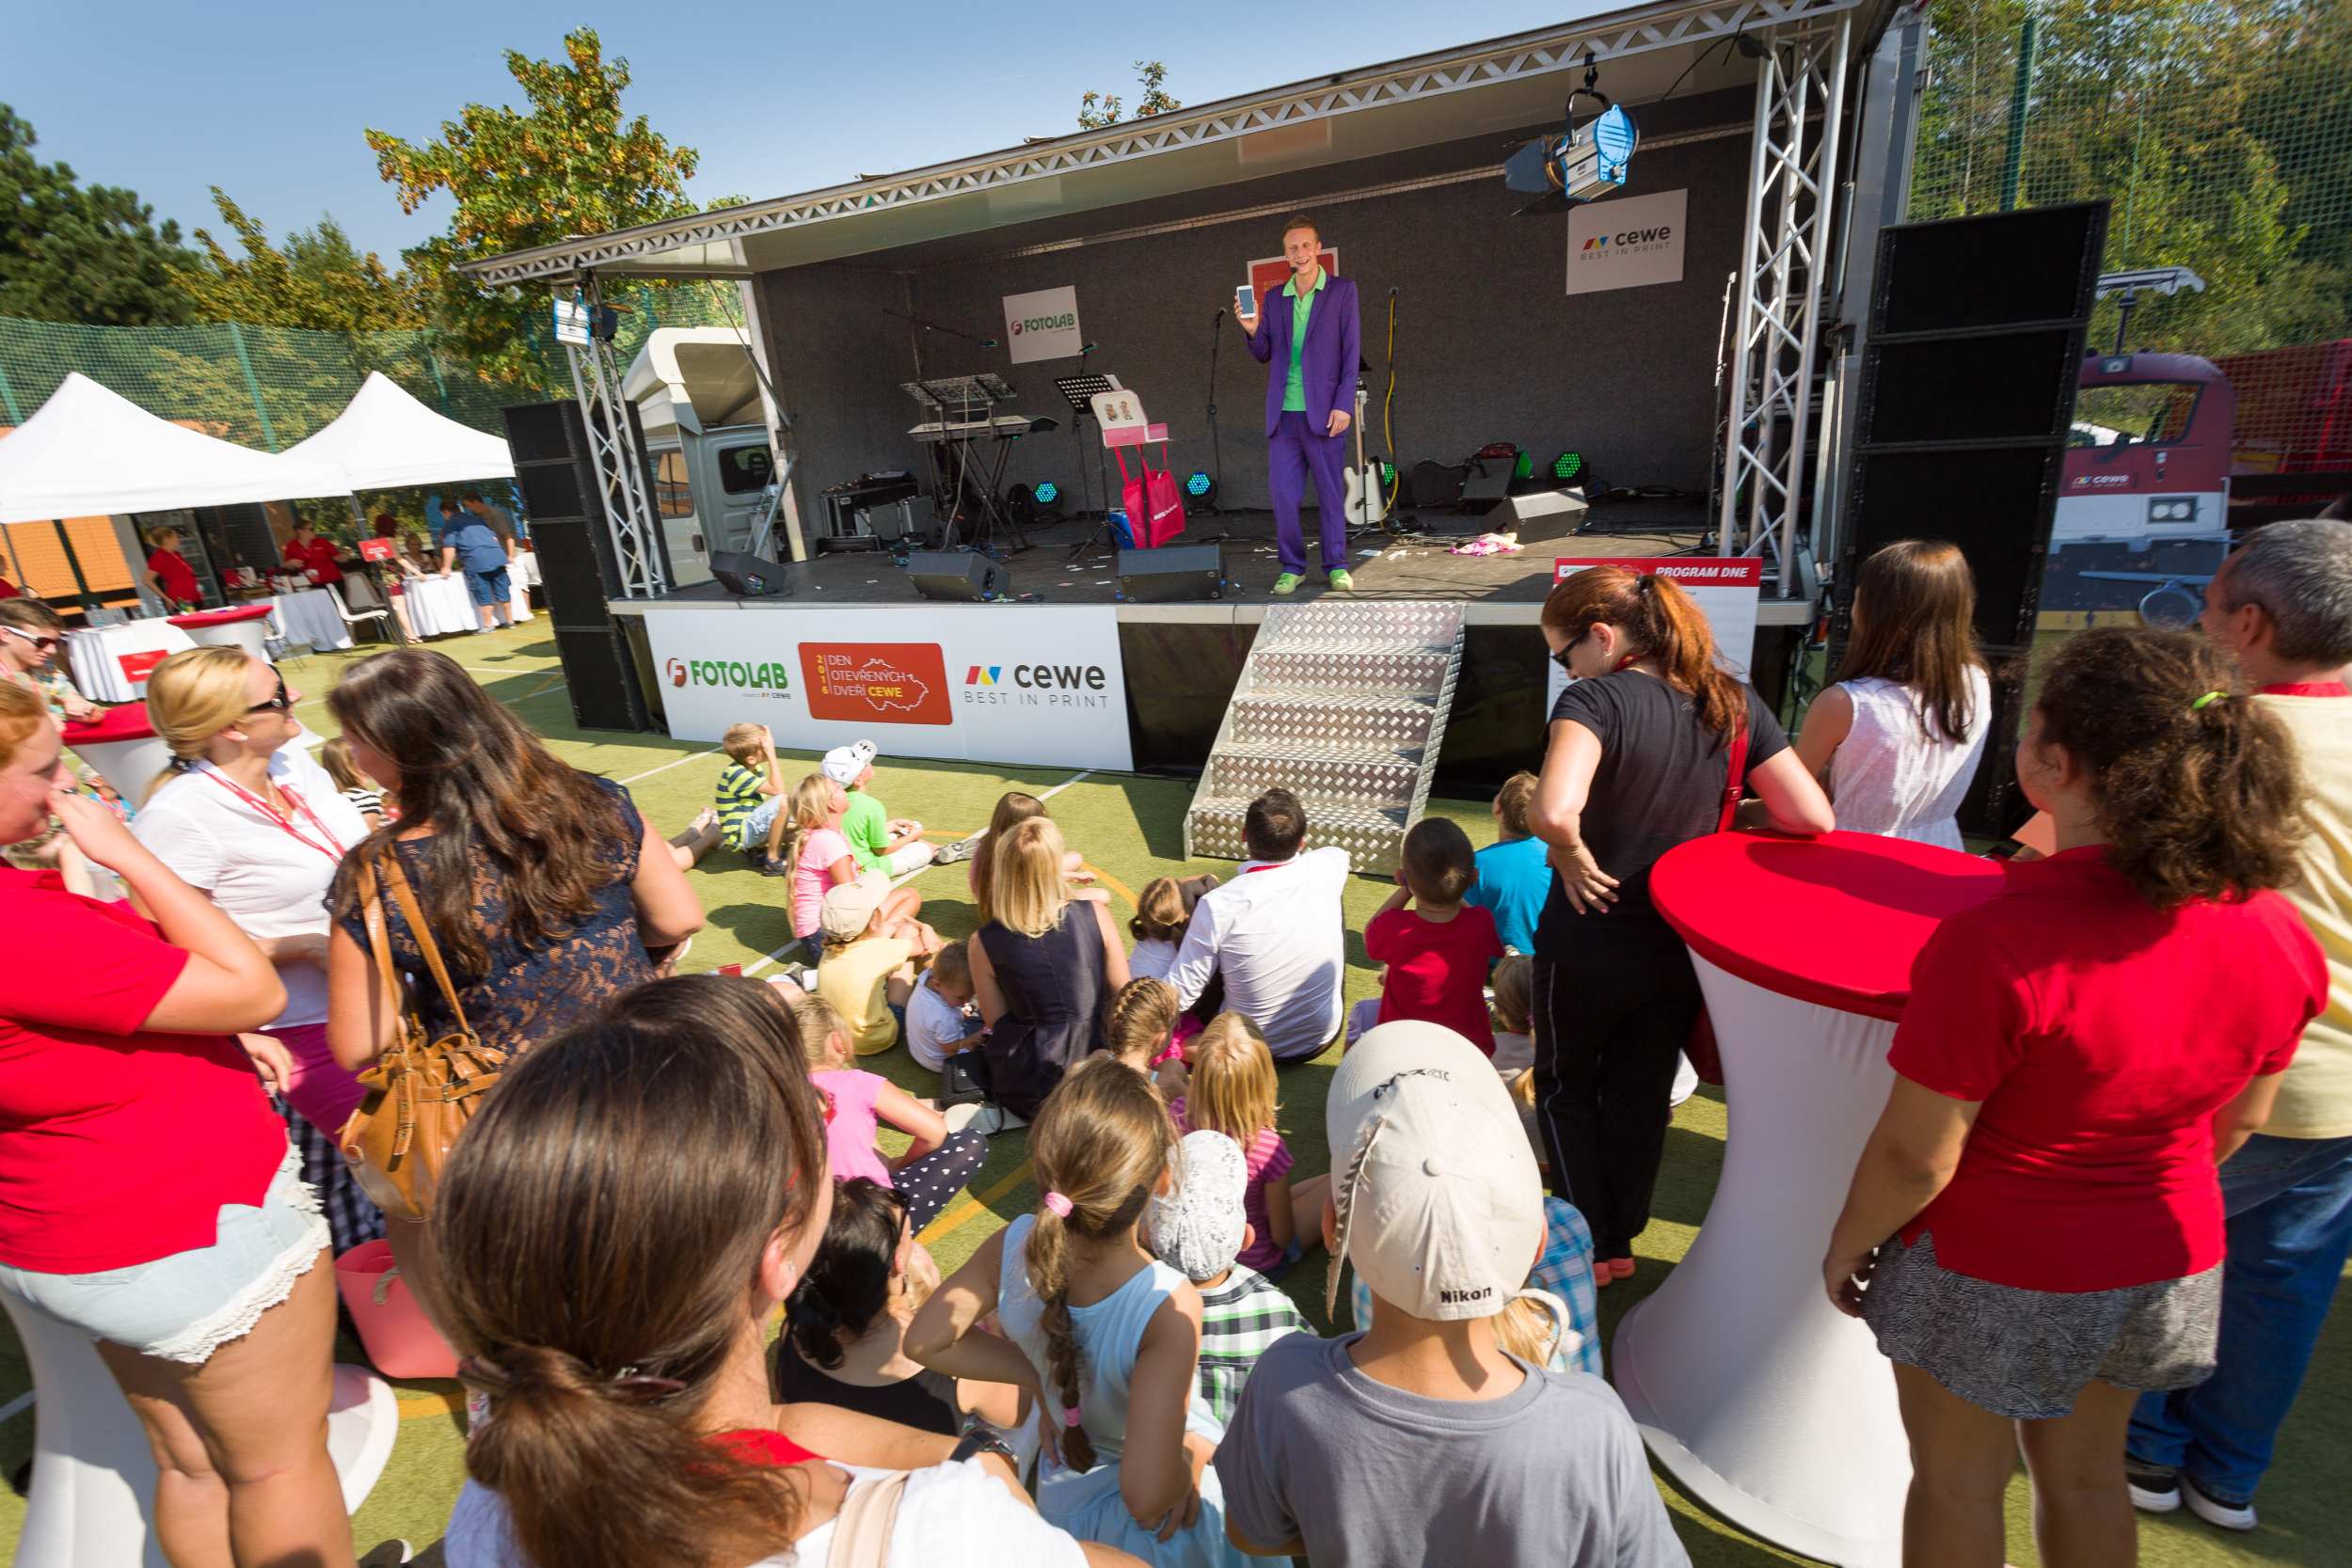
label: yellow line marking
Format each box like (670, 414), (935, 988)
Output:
(397, 1389), (463, 1421)
(918, 1158), (1035, 1245)
(1082, 864), (1136, 910)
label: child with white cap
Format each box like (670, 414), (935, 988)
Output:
(1147, 1130), (1310, 1426)
(824, 738), (938, 876)
(1215, 1020), (1689, 1567)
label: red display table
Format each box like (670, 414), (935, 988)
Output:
(167, 604), (275, 661)
(59, 708), (167, 799)
(1613, 832), (2004, 1568)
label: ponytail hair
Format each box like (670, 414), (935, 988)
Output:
(1104, 977), (1180, 1066)
(784, 1178), (910, 1372)
(774, 772), (839, 880)
(434, 974), (829, 1568)
(1541, 566), (1748, 741)
(2032, 627), (2307, 909)
(1025, 1056), (1178, 1473)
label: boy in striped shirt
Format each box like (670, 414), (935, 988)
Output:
(1147, 1128), (1309, 1426)
(713, 722), (786, 862)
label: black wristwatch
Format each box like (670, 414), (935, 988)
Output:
(952, 1422), (1017, 1467)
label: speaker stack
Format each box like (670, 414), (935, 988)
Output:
(1839, 200), (2108, 837)
(905, 550), (1009, 602)
(502, 400), (662, 732)
(1116, 544), (1226, 603)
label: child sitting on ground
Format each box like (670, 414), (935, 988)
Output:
(825, 738), (938, 876)
(1127, 874), (1218, 981)
(965, 790), (1107, 919)
(815, 874), (940, 1055)
(789, 992), (986, 1232)
(712, 721), (786, 861)
(1171, 1014), (1324, 1282)
(1463, 770), (1548, 959)
(1103, 976), (1188, 1099)
(1361, 817), (1504, 1054)
(908, 1056), (1240, 1565)
(904, 938), (987, 1075)
(1147, 1129), (1310, 1426)
(1491, 953), (1534, 1080)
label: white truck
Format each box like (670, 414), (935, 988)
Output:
(623, 327), (781, 587)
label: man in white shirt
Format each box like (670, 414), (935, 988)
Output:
(1170, 788), (1349, 1061)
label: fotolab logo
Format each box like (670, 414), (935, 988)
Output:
(961, 660), (1110, 709)
(668, 657), (792, 700)
(1010, 311), (1076, 337)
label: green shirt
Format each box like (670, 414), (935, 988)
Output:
(712, 761), (765, 849)
(840, 789), (893, 872)
(1280, 268), (1325, 414)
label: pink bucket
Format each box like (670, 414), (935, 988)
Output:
(334, 1239), (458, 1381)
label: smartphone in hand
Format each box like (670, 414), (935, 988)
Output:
(1234, 284), (1255, 317)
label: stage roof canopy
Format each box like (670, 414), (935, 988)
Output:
(459, 0), (1871, 287)
(283, 372), (517, 489)
(0, 372), (352, 525)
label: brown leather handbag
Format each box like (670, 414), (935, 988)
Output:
(338, 852), (506, 1222)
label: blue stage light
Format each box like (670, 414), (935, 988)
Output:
(1034, 482), (1059, 505)
(1184, 471), (1213, 499)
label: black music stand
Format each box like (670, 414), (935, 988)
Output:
(1053, 371), (1119, 558)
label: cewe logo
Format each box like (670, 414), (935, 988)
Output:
(1583, 225), (1673, 251)
(667, 656), (792, 698)
(802, 642), (952, 726)
(960, 659), (1110, 707)
(967, 665), (1001, 685)
(1581, 235), (1610, 250)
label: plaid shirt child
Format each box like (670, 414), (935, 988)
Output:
(1196, 1264), (1309, 1427)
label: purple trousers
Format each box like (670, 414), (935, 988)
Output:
(1268, 410), (1351, 575)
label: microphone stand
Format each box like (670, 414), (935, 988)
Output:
(880, 308), (999, 350)
(1203, 309), (1227, 515)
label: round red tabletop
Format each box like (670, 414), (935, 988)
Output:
(1652, 831), (2007, 1022)
(167, 605), (275, 627)
(61, 705), (157, 745)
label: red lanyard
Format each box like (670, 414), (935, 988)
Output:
(2257, 681), (2352, 698)
(199, 766), (348, 863)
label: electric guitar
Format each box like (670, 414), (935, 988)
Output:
(1343, 380), (1390, 528)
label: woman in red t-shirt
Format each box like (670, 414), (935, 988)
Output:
(1823, 627), (2327, 1568)
(144, 524), (203, 610)
(0, 682), (358, 1568)
(281, 520), (343, 585)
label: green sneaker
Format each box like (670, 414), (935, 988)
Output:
(1327, 569), (1355, 592)
(1272, 572), (1302, 595)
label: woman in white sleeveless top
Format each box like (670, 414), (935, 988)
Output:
(1794, 539), (1991, 849)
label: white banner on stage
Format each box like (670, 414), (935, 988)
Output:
(1002, 285), (1085, 365)
(1566, 188), (1687, 295)
(645, 604), (1133, 771)
(1545, 557), (1762, 710)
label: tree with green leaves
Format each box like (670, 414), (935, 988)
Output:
(1079, 62), (1181, 130)
(0, 104), (194, 325)
(176, 189), (424, 334)
(365, 27), (706, 388)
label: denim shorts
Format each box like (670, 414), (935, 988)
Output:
(0, 1144), (327, 1364)
(464, 566), (513, 608)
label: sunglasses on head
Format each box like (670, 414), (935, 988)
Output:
(245, 672), (293, 714)
(1, 626), (59, 654)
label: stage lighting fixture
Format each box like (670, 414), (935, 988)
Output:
(1552, 451), (1584, 483)
(1513, 451), (1536, 482)
(1033, 481), (1064, 517)
(1503, 66), (1638, 215)
(1184, 470), (1215, 502)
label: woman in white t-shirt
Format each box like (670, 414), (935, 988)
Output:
(434, 974), (1128, 1568)
(1792, 539), (1991, 849)
(135, 648), (371, 1139)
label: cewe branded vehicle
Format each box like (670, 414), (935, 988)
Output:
(624, 328), (777, 588)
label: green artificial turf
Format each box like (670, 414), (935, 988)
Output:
(2, 626), (2342, 1565)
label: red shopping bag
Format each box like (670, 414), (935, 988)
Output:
(1114, 445), (1187, 547)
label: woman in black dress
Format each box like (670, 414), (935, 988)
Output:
(968, 816), (1129, 1122)
(1527, 566), (1835, 1282)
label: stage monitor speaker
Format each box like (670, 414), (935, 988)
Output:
(906, 550), (1007, 602)
(708, 550), (791, 597)
(1458, 452), (1518, 505)
(552, 621), (650, 733)
(1486, 489), (1590, 544)
(1117, 544), (1225, 603)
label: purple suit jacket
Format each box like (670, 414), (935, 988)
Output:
(1246, 272), (1361, 438)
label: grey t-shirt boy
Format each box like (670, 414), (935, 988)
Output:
(1215, 1331), (1689, 1568)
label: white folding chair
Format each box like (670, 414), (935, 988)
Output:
(326, 582), (394, 650)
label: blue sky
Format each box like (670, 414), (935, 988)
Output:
(6, 1), (1596, 265)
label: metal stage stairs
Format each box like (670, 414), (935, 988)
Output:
(1183, 602), (1466, 878)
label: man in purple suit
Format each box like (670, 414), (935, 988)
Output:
(1236, 214), (1360, 594)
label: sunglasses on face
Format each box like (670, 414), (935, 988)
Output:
(1, 626), (59, 654)
(245, 673), (293, 714)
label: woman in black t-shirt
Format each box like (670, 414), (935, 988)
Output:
(1526, 567), (1835, 1280)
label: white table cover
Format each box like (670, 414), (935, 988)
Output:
(62, 622), (195, 705)
(171, 612), (273, 662)
(405, 573), (479, 638)
(509, 550), (539, 622)
(269, 589), (353, 653)
(1613, 957), (1913, 1567)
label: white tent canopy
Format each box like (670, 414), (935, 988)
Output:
(0, 372), (353, 525)
(283, 372), (516, 490)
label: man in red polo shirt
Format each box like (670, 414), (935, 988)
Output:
(281, 520), (343, 586)
(144, 526), (202, 610)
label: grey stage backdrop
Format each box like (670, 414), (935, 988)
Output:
(756, 89), (1752, 530)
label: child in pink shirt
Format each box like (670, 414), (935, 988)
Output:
(789, 991), (985, 1230)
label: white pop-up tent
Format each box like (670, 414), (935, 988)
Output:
(284, 372), (516, 488)
(0, 372), (353, 524)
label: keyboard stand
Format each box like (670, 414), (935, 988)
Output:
(904, 378), (1031, 556)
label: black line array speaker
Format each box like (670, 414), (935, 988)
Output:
(1838, 201), (2107, 836)
(1117, 544), (1226, 603)
(905, 550), (1007, 602)
(501, 399), (660, 732)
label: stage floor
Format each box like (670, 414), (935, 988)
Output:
(660, 499), (1732, 612)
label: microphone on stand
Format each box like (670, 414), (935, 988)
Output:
(981, 338), (1000, 348)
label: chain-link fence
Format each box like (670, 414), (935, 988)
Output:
(1911, 0), (2351, 359)
(0, 280), (739, 451)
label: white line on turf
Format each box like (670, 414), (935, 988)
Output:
(738, 768), (1092, 977)
(619, 746), (723, 786)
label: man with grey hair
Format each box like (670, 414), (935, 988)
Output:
(2127, 517), (2352, 1529)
